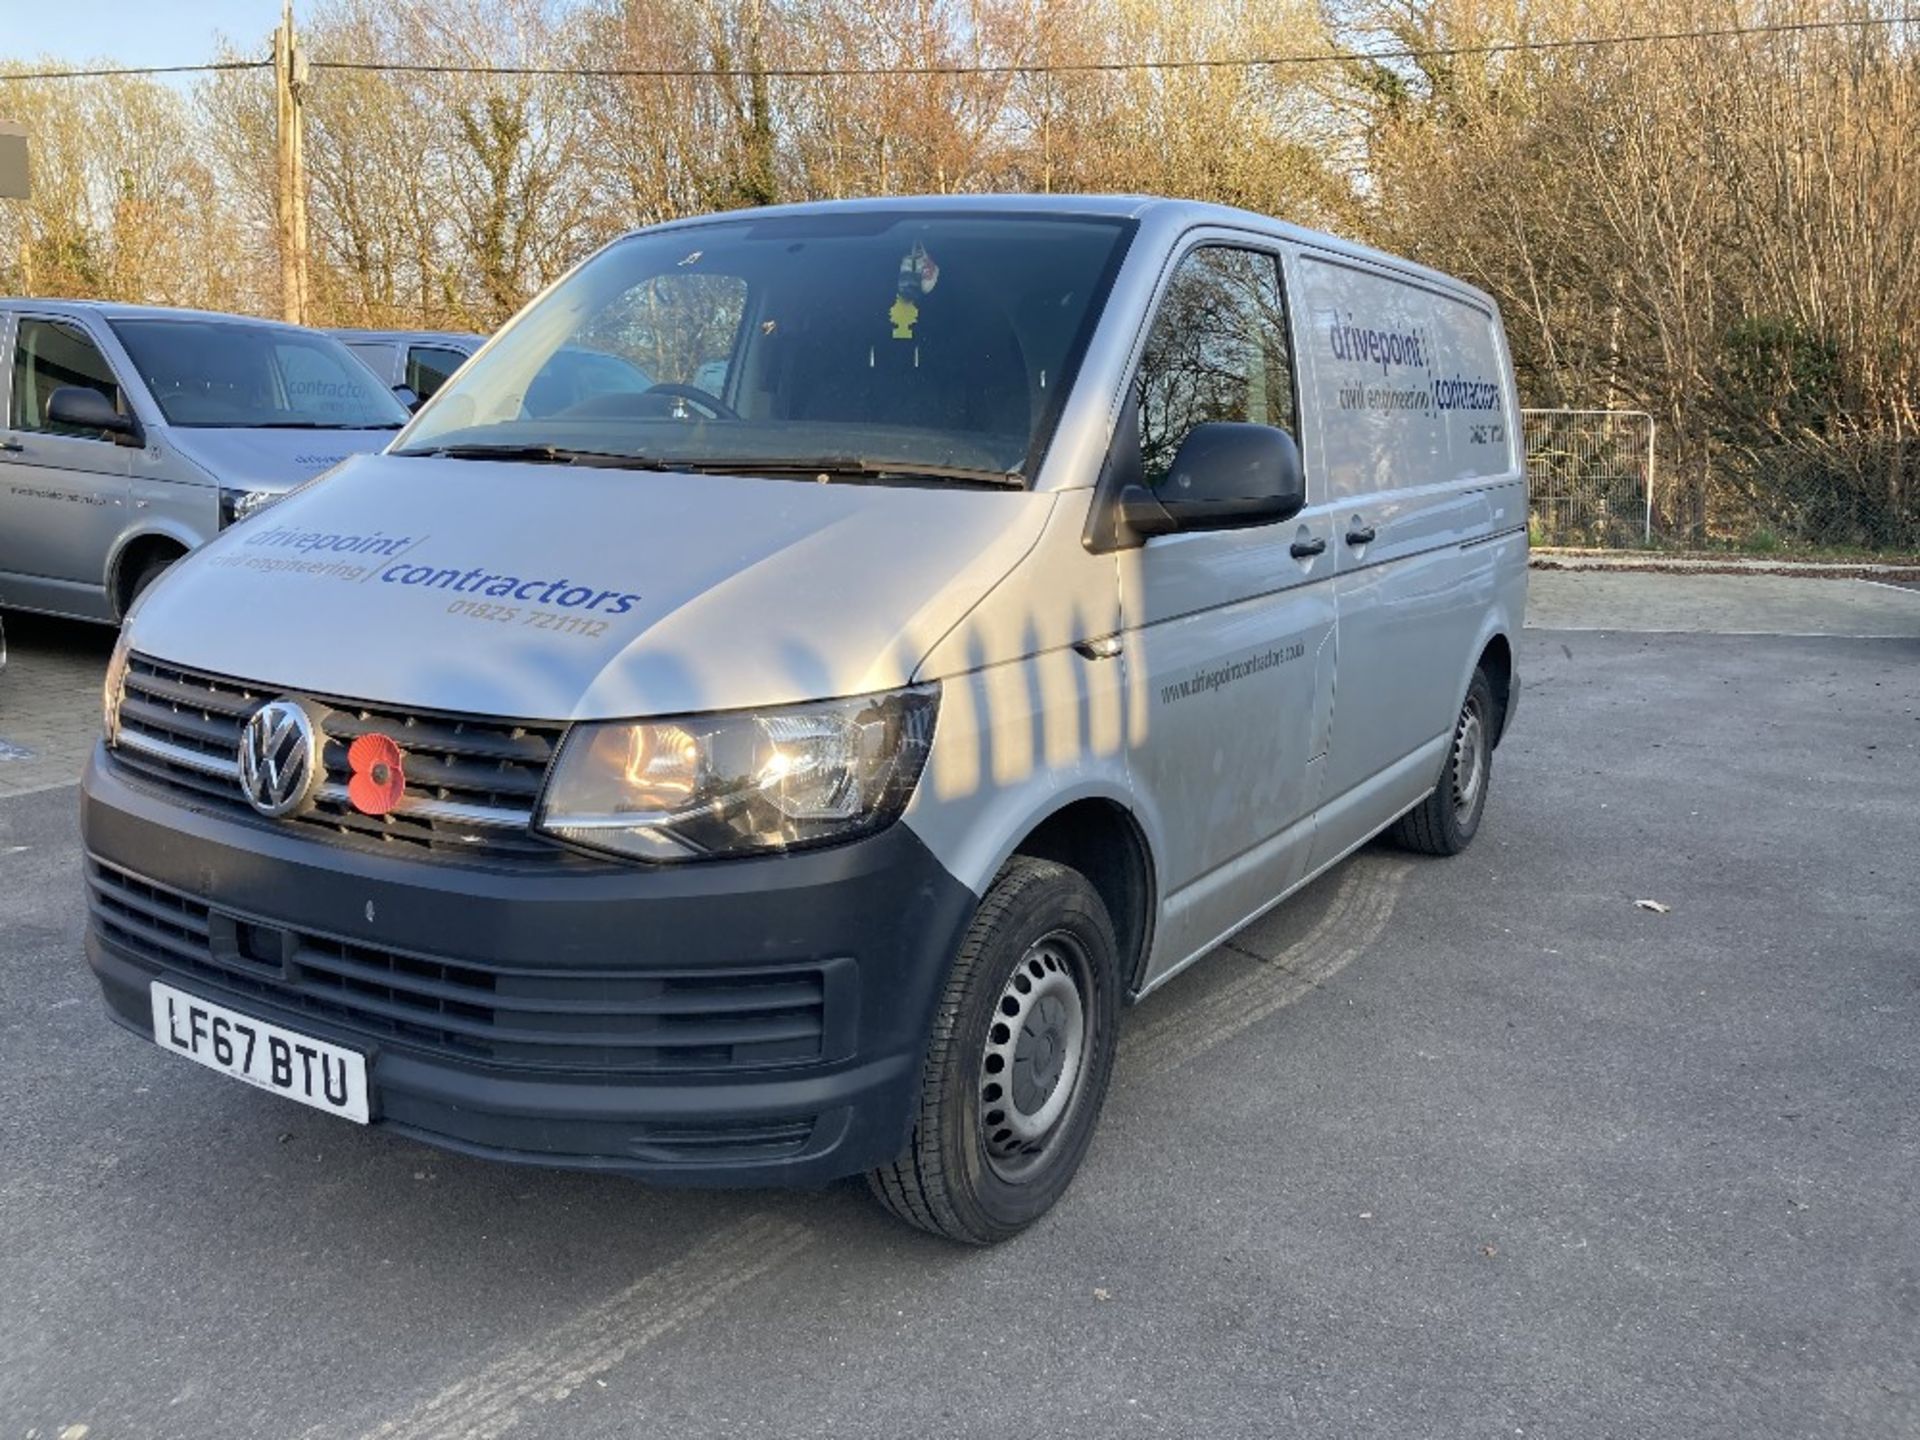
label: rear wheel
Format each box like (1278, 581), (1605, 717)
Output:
(868, 856), (1120, 1245)
(1389, 668), (1496, 856)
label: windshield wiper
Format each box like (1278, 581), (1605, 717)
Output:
(396, 443), (689, 470)
(683, 457), (1028, 489)
(393, 445), (1025, 487)
(247, 420), (402, 430)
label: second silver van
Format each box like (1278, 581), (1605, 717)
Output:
(0, 302), (411, 623)
(82, 196), (1526, 1243)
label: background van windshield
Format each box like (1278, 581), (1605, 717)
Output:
(399, 213), (1134, 480)
(111, 319), (411, 430)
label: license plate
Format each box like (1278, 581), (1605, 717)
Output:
(149, 982), (370, 1124)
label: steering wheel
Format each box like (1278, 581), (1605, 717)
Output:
(640, 383), (741, 421)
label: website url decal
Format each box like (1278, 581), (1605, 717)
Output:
(1160, 643), (1305, 705)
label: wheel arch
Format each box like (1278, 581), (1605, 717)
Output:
(106, 526), (195, 618)
(997, 795), (1157, 1001)
(1475, 631), (1515, 745)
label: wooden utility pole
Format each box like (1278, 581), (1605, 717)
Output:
(273, 0), (310, 324)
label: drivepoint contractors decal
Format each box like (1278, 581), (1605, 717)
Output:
(208, 522), (642, 641)
(1299, 254), (1516, 497)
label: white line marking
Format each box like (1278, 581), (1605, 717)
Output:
(1854, 578), (1920, 598)
(323, 1213), (814, 1440)
(1526, 625), (1919, 639)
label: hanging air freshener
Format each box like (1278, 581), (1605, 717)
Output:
(889, 241), (941, 339)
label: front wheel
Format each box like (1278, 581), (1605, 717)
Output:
(1389, 668), (1496, 856)
(124, 553), (177, 613)
(868, 856), (1120, 1245)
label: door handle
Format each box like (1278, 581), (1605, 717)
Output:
(1345, 525), (1377, 546)
(0, 439), (22, 454)
(1289, 536), (1327, 559)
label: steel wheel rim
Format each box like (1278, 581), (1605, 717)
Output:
(1451, 695), (1487, 823)
(978, 932), (1092, 1183)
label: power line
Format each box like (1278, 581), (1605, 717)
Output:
(0, 59), (269, 82)
(2, 12), (1914, 85)
(320, 12), (1920, 79)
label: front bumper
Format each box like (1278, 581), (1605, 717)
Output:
(81, 744), (978, 1187)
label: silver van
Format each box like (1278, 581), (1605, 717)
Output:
(82, 197), (1526, 1243)
(0, 302), (410, 623)
(330, 328), (482, 405)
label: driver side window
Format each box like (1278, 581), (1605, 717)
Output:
(10, 319), (125, 440)
(1135, 246), (1294, 488)
(406, 346), (470, 400)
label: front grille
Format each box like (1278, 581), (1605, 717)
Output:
(88, 859), (840, 1075)
(111, 654), (569, 863)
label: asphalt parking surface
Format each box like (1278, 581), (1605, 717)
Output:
(3, 574), (1918, 1438)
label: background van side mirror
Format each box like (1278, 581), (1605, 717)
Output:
(47, 386), (142, 445)
(1118, 422), (1306, 540)
(392, 384), (423, 412)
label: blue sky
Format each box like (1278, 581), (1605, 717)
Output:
(3, 0), (313, 70)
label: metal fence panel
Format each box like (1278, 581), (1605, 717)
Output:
(1523, 408), (1654, 548)
(1523, 408), (1917, 554)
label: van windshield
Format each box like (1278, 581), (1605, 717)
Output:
(395, 212), (1135, 484)
(111, 319), (411, 430)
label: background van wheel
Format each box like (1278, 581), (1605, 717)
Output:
(1390, 668), (1496, 856)
(868, 856), (1120, 1245)
(122, 550), (181, 615)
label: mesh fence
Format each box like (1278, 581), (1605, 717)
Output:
(1523, 410), (1920, 556)
(1522, 409), (1653, 548)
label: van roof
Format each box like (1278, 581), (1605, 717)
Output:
(0, 298), (316, 331)
(328, 328), (483, 346)
(637, 193), (1494, 310)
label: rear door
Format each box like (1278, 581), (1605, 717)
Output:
(1120, 236), (1339, 984)
(0, 314), (137, 612)
(1290, 250), (1516, 863)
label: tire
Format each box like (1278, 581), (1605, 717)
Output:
(1389, 668), (1496, 856)
(868, 856), (1121, 1245)
(124, 553), (177, 612)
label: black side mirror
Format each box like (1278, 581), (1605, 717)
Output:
(1118, 422), (1305, 540)
(392, 384), (423, 412)
(47, 386), (141, 445)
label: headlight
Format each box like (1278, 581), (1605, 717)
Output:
(219, 487), (280, 529)
(536, 686), (938, 862)
(102, 628), (132, 744)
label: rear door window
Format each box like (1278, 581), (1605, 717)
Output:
(1295, 252), (1516, 495)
